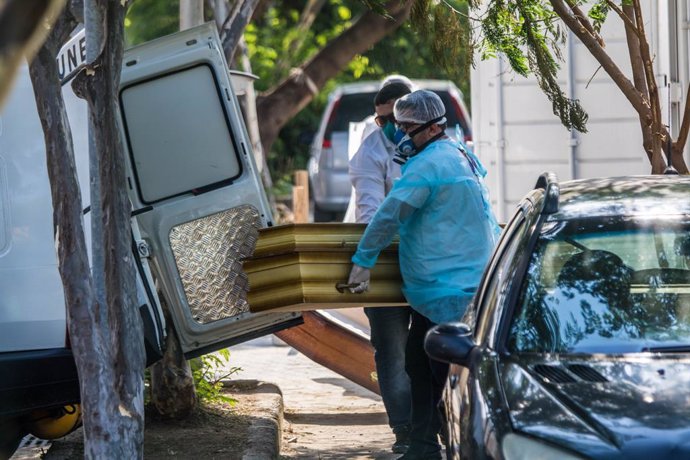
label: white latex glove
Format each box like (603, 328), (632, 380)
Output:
(348, 264), (371, 293)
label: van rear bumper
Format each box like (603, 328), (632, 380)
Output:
(0, 348), (80, 418)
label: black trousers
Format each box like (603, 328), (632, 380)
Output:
(405, 309), (450, 455)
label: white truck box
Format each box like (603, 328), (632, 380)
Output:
(472, 1), (690, 221)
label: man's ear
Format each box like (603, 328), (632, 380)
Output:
(430, 124), (443, 135)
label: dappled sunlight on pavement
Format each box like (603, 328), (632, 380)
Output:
(227, 335), (400, 459)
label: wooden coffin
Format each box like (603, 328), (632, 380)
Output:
(244, 223), (407, 312)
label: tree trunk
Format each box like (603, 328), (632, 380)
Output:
(220, 0), (260, 61)
(236, 37), (275, 192)
(630, 0), (666, 173)
(150, 303), (197, 419)
(256, 0), (413, 153)
(622, 4), (655, 168)
(71, 0), (146, 457)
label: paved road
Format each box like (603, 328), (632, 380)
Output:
(228, 335), (400, 459)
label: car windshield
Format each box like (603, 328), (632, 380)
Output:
(508, 215), (690, 354)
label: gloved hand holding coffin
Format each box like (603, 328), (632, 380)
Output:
(347, 264), (371, 293)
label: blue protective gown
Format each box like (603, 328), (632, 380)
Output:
(352, 138), (500, 324)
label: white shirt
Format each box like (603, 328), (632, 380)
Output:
(347, 124), (402, 223)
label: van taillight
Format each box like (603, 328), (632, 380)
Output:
(322, 139), (332, 148)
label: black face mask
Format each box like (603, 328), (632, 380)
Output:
(392, 116), (446, 165)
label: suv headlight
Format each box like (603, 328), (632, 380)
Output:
(502, 433), (585, 460)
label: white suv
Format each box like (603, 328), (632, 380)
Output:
(308, 79), (472, 221)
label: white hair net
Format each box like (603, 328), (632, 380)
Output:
(394, 90), (446, 125)
(380, 74), (414, 91)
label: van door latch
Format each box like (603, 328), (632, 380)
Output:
(137, 240), (151, 258)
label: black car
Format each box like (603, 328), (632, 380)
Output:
(425, 173), (690, 460)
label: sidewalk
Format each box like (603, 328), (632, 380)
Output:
(229, 335), (400, 459)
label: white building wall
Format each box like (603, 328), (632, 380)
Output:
(471, 1), (690, 221)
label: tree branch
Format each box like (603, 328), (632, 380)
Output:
(673, 83), (690, 173)
(220, 0), (261, 62)
(566, 0), (605, 47)
(676, 85), (690, 150)
(550, 0), (648, 117)
(622, 4), (654, 165)
(274, 0), (327, 75)
(631, 0), (666, 172)
(605, 0), (641, 40)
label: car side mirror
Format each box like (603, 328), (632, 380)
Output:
(424, 322), (477, 367)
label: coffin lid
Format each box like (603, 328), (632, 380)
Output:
(249, 223), (399, 259)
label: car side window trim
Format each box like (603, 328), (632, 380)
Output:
(495, 192), (550, 353)
(472, 200), (532, 340)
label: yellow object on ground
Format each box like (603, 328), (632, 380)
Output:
(26, 404), (81, 440)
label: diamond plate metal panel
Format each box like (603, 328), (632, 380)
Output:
(169, 205), (261, 324)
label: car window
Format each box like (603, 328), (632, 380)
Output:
(324, 92), (377, 139)
(323, 88), (471, 141)
(509, 215), (690, 354)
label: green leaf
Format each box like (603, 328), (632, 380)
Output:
(337, 5), (352, 20)
(588, 1), (610, 33)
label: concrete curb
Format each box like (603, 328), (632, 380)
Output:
(232, 380), (284, 460)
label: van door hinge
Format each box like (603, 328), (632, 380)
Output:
(137, 240), (151, 258)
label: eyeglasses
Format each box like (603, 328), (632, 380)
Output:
(396, 121), (421, 132)
(374, 113), (396, 127)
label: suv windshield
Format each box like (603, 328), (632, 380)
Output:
(509, 216), (690, 354)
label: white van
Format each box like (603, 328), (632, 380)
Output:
(0, 23), (301, 453)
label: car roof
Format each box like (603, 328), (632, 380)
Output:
(330, 79), (462, 97)
(550, 175), (690, 220)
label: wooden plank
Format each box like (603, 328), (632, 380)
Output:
(274, 311), (379, 395)
(292, 185), (309, 223)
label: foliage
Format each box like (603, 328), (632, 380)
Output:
(473, 1), (587, 132)
(588, 1), (610, 33)
(248, 0), (472, 188)
(124, 0), (472, 189)
(143, 349), (241, 406)
(189, 349), (241, 404)
(124, 0), (180, 47)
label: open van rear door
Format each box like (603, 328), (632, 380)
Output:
(118, 23), (301, 358)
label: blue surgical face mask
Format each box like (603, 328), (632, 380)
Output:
(382, 121), (397, 143)
(393, 128), (416, 165)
